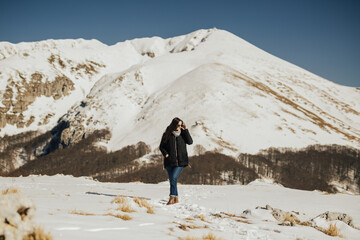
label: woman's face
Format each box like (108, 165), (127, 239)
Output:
(176, 121), (182, 130)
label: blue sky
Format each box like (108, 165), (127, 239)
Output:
(1, 0), (359, 87)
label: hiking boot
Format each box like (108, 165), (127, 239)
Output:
(174, 196), (179, 204)
(167, 196), (175, 205)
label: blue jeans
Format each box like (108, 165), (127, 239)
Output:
(165, 166), (184, 197)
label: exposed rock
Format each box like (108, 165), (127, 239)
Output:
(1, 54), (106, 131)
(38, 113), (55, 126)
(60, 124), (85, 147)
(279, 221), (294, 226)
(71, 60), (105, 75)
(271, 208), (300, 225)
(311, 211), (354, 228)
(42, 120), (70, 155)
(0, 73), (74, 129)
(256, 204), (273, 210)
(266, 204), (273, 210)
(141, 51), (155, 58)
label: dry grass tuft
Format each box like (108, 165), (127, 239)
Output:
(133, 197), (154, 214)
(24, 226), (53, 240)
(235, 218), (251, 224)
(112, 195), (128, 204)
(318, 223), (341, 237)
(106, 213), (132, 221)
(180, 236), (200, 240)
(178, 232), (223, 240)
(178, 224), (188, 231)
(173, 221), (206, 231)
(202, 233), (224, 240)
(116, 202), (136, 213)
(197, 214), (206, 222)
(112, 196), (136, 213)
(146, 206), (155, 214)
(68, 209), (95, 216)
(1, 188), (19, 195)
(298, 221), (312, 227)
(211, 212), (251, 224)
(185, 217), (195, 222)
(282, 214), (300, 225)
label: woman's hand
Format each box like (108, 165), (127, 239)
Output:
(181, 123), (187, 130)
(165, 154), (169, 158)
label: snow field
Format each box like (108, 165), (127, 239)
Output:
(1, 175), (359, 239)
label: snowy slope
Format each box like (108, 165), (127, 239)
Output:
(58, 29), (360, 155)
(0, 33), (184, 136)
(1, 175), (359, 239)
(1, 28), (359, 156)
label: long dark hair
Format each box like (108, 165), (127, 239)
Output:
(163, 117), (183, 143)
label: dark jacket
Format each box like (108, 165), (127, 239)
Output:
(159, 129), (193, 167)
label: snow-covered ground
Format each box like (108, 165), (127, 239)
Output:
(1, 175), (359, 239)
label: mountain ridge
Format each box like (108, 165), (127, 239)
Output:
(0, 28), (359, 160)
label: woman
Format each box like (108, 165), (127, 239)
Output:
(159, 117), (193, 205)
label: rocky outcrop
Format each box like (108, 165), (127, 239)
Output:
(0, 73), (74, 129)
(0, 52), (106, 131)
(271, 208), (301, 226)
(310, 211), (355, 228)
(253, 204), (357, 230)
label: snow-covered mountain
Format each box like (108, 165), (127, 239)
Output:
(1, 28), (360, 158)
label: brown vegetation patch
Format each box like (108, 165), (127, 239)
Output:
(281, 108), (305, 121)
(107, 151), (258, 185)
(112, 196), (136, 213)
(69, 209), (95, 216)
(0, 130), (51, 174)
(23, 226), (53, 240)
(105, 213), (132, 221)
(173, 222), (205, 231)
(141, 52), (155, 58)
(38, 113), (55, 126)
(71, 60), (105, 76)
(74, 63), (98, 75)
(133, 197), (154, 214)
(31, 73), (43, 82)
(238, 144), (360, 193)
(88, 60), (106, 68)
(1, 188), (19, 195)
(211, 212), (251, 224)
(197, 214), (210, 223)
(179, 233), (224, 240)
(58, 58), (66, 68)
(48, 54), (56, 64)
(112, 195), (128, 205)
(47, 54), (66, 68)
(6, 129), (150, 181)
(202, 233), (224, 240)
(210, 136), (238, 152)
(316, 223), (341, 237)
